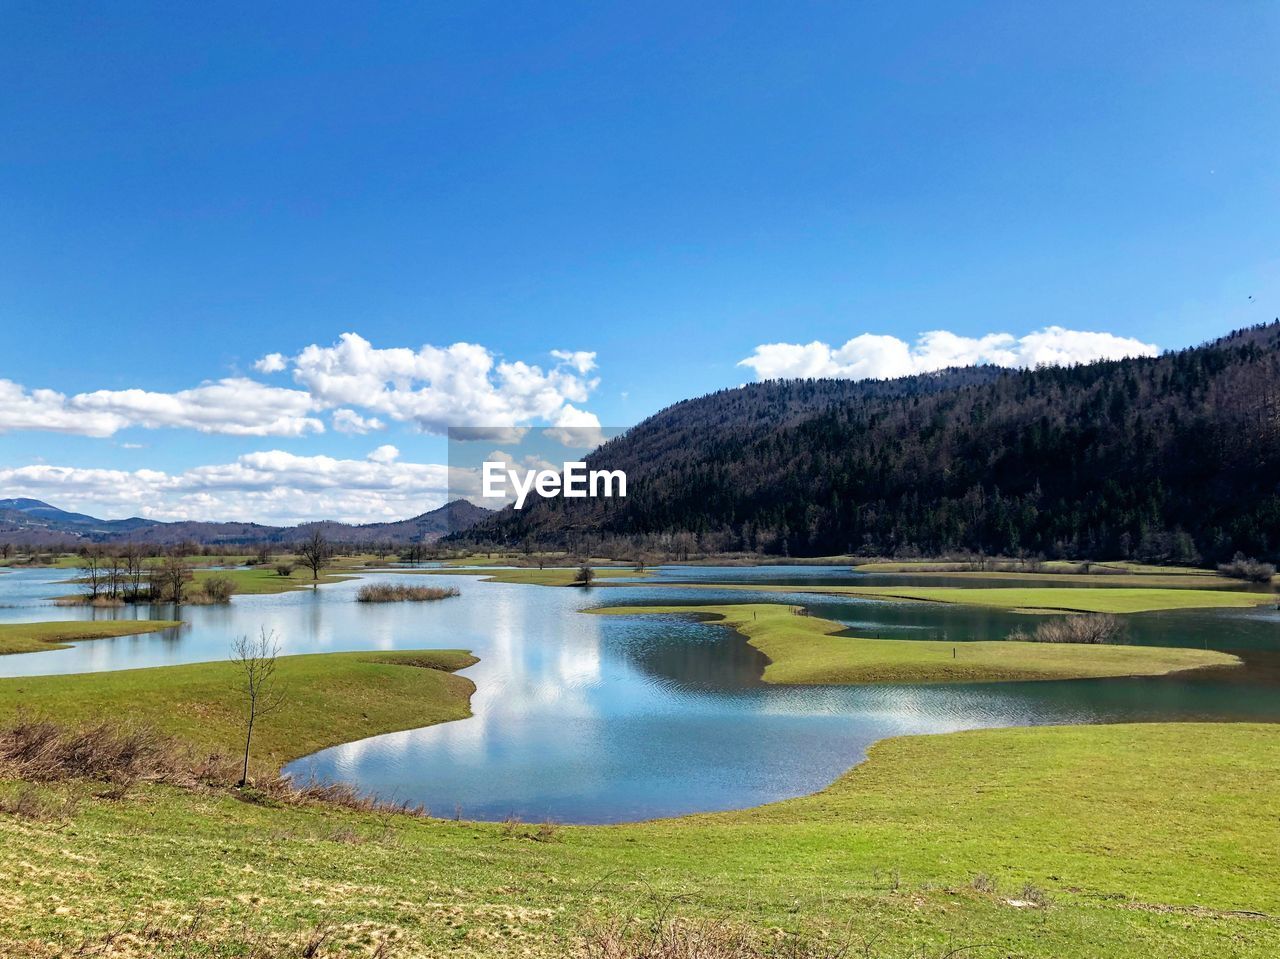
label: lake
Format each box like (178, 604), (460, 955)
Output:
(1, 564), (1277, 823)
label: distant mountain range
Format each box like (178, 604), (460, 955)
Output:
(0, 497), (490, 547)
(463, 322), (1280, 563)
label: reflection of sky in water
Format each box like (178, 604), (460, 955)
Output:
(2, 566), (1278, 823)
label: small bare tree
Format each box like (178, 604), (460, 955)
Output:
(79, 546), (106, 601)
(105, 550), (127, 600)
(574, 564), (595, 586)
(151, 555), (193, 604)
(123, 543), (146, 600)
(296, 529), (332, 582)
(231, 628), (286, 787)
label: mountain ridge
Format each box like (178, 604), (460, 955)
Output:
(0, 497), (490, 547)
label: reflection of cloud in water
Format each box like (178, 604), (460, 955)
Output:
(3, 566), (1280, 822)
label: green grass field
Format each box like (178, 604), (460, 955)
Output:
(0, 649), (476, 773)
(593, 603), (1239, 684)
(852, 567), (1239, 589)
(2, 721), (1276, 957)
(0, 619), (183, 655)
(189, 565), (355, 594)
(676, 582), (1275, 613)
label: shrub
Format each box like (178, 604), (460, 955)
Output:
(0, 718), (184, 784)
(200, 574), (236, 603)
(355, 583), (460, 603)
(574, 564), (595, 586)
(1218, 552), (1277, 583)
(1008, 614), (1126, 644)
(275, 563), (295, 577)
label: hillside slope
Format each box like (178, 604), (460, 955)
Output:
(465, 322), (1280, 562)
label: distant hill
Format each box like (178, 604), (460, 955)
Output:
(463, 322), (1280, 563)
(0, 498), (490, 548)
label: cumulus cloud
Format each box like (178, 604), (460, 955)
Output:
(273, 333), (601, 434)
(541, 404), (607, 449)
(1, 337), (602, 439)
(738, 327), (1160, 381)
(0, 449), (451, 525)
(0, 378), (323, 437)
(331, 408), (385, 434)
(253, 352), (288, 374)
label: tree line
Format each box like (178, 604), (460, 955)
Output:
(461, 322), (1280, 563)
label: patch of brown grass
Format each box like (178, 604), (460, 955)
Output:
(0, 717), (431, 819)
(575, 916), (855, 959)
(1007, 613), (1126, 644)
(356, 583), (460, 603)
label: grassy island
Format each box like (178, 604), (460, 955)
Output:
(0, 619), (183, 656)
(592, 603), (1240, 684)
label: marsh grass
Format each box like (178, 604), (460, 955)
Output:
(356, 582), (460, 602)
(1007, 613), (1125, 644)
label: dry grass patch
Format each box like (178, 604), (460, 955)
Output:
(356, 583), (460, 603)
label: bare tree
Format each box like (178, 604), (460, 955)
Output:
(296, 529), (332, 582)
(79, 546), (106, 601)
(123, 543), (146, 600)
(574, 564), (595, 586)
(0, 543), (12, 561)
(105, 550), (127, 600)
(231, 628), (286, 788)
(150, 555), (193, 604)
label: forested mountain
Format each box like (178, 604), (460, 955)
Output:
(464, 323), (1280, 563)
(0, 498), (489, 548)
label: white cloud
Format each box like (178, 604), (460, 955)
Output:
(331, 408), (385, 434)
(0, 336), (602, 439)
(549, 350), (598, 374)
(72, 379), (324, 436)
(253, 352), (288, 374)
(278, 333), (601, 434)
(541, 404), (607, 449)
(0, 378), (323, 438)
(0, 448), (450, 525)
(0, 380), (129, 437)
(738, 326), (1160, 381)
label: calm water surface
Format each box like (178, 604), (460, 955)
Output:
(0, 565), (1276, 823)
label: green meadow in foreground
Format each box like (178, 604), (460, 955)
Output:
(677, 582), (1275, 613)
(0, 619), (182, 655)
(0, 649), (476, 773)
(2, 716), (1276, 958)
(593, 603), (1240, 684)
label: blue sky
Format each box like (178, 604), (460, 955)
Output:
(1, 2), (1277, 523)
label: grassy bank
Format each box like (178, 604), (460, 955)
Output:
(0, 619), (182, 655)
(854, 568), (1241, 589)
(189, 566), (355, 594)
(419, 566), (647, 586)
(676, 583), (1275, 613)
(592, 603), (1239, 684)
(2, 722), (1276, 957)
(0, 649), (476, 773)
